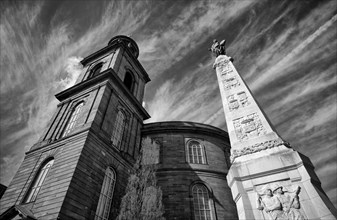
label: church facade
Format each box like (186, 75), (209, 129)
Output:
(0, 36), (238, 220)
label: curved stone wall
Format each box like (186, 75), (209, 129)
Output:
(142, 121), (238, 220)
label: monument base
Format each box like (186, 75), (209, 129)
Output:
(227, 146), (337, 219)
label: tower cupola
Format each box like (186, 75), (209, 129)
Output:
(108, 35), (139, 58)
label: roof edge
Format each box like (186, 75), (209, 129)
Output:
(142, 121), (228, 139)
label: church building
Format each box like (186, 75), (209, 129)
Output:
(0, 36), (238, 220)
(0, 35), (336, 220)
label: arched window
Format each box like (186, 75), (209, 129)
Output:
(88, 62), (103, 78)
(192, 184), (213, 220)
(123, 71), (133, 92)
(111, 109), (126, 148)
(23, 158), (54, 203)
(187, 140), (206, 164)
(95, 167), (116, 220)
(62, 102), (84, 137)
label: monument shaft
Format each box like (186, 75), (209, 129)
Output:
(213, 55), (289, 162)
(211, 40), (337, 220)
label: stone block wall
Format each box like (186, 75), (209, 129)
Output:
(57, 132), (133, 220)
(0, 131), (88, 219)
(142, 121), (238, 220)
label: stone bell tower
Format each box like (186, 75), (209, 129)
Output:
(210, 39), (337, 219)
(0, 35), (150, 220)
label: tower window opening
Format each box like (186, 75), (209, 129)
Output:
(123, 71), (133, 92)
(95, 167), (116, 220)
(88, 62), (103, 78)
(187, 140), (207, 164)
(192, 184), (213, 220)
(62, 102), (84, 137)
(23, 158), (54, 203)
(111, 109), (126, 149)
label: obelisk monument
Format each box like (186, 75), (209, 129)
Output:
(210, 39), (337, 219)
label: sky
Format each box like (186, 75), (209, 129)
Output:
(0, 0), (336, 208)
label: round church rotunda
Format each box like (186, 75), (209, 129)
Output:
(142, 121), (238, 220)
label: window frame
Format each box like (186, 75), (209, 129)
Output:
(88, 62), (103, 79)
(111, 108), (126, 149)
(22, 158), (54, 204)
(62, 101), (84, 137)
(191, 183), (214, 220)
(123, 70), (134, 93)
(95, 167), (116, 220)
(186, 139), (207, 164)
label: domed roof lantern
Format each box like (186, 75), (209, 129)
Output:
(108, 35), (139, 58)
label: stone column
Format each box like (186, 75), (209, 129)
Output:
(211, 44), (337, 219)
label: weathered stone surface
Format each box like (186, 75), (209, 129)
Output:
(213, 55), (285, 161)
(212, 48), (337, 219)
(142, 121), (238, 220)
(227, 150), (337, 219)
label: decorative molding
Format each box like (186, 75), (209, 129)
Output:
(230, 138), (291, 161)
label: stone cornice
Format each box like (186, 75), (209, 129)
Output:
(142, 121), (229, 140)
(228, 159), (303, 186)
(55, 69), (150, 120)
(156, 167), (227, 179)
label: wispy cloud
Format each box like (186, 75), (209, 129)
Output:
(0, 0), (154, 185)
(249, 13), (337, 91)
(138, 0), (258, 81)
(0, 0), (336, 208)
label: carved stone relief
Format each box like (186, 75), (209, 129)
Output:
(228, 96), (239, 111)
(233, 113), (266, 141)
(238, 91), (249, 107)
(227, 91), (250, 111)
(217, 62), (241, 91)
(219, 63), (233, 76)
(222, 75), (240, 90)
(257, 183), (306, 220)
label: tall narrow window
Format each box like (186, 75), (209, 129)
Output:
(111, 110), (126, 148)
(123, 71), (133, 92)
(95, 167), (116, 220)
(23, 158), (54, 203)
(187, 140), (206, 164)
(62, 102), (84, 137)
(192, 184), (213, 220)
